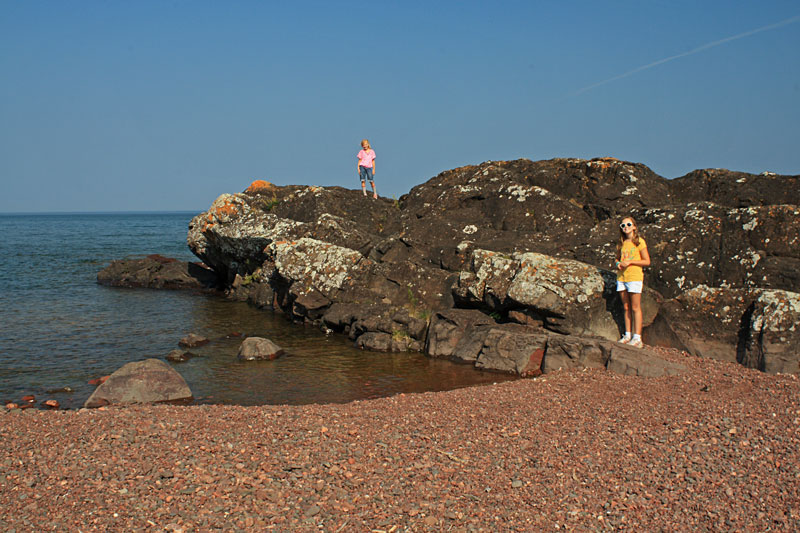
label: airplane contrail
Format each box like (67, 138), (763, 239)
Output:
(569, 14), (800, 98)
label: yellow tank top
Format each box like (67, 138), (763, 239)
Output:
(618, 237), (647, 282)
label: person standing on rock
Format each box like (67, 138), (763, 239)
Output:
(615, 216), (650, 348)
(357, 139), (378, 199)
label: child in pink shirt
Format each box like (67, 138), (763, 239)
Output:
(357, 139), (378, 199)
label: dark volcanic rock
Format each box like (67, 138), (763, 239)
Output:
(182, 161), (799, 374)
(84, 359), (192, 408)
(97, 254), (219, 290)
(669, 168), (800, 208)
(647, 285), (800, 374)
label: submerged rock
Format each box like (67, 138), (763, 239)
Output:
(165, 350), (197, 363)
(178, 334), (210, 348)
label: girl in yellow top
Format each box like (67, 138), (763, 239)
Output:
(615, 216), (650, 348)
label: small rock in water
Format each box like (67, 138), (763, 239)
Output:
(238, 337), (284, 361)
(88, 376), (110, 386)
(46, 386), (75, 394)
(165, 350), (197, 363)
(42, 400), (60, 409)
(5, 403), (19, 410)
(179, 333), (210, 348)
(21, 395), (35, 403)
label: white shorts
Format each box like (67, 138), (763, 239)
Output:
(617, 281), (643, 294)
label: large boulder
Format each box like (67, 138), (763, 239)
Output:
(84, 359), (193, 408)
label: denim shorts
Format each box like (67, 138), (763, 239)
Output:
(359, 165), (374, 183)
(617, 280), (643, 294)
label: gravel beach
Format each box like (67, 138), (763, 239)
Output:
(2, 348), (799, 532)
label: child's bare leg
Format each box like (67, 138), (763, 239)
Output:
(619, 291), (632, 333)
(361, 181), (367, 196)
(629, 292), (643, 336)
(371, 181), (378, 199)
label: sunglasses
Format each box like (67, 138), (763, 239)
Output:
(620, 222), (634, 229)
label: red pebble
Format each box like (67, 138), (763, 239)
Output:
(5, 403), (18, 410)
(43, 400), (60, 409)
(21, 395), (35, 403)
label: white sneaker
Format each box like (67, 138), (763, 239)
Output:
(628, 338), (643, 348)
(618, 335), (631, 344)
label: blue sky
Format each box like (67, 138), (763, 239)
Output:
(1, 1), (798, 213)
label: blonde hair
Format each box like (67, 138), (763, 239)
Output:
(616, 216), (641, 260)
(361, 139), (371, 150)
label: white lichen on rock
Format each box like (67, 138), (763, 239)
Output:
(269, 238), (366, 297)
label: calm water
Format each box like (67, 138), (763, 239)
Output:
(0, 213), (513, 408)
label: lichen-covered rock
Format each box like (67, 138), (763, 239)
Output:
(577, 203), (800, 298)
(84, 359), (192, 408)
(646, 285), (757, 364)
(743, 290), (800, 374)
(178, 157), (797, 373)
(646, 286), (800, 374)
(455, 250), (659, 340)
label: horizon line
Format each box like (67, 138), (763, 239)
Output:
(0, 209), (204, 216)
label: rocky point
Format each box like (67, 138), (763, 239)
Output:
(100, 157), (799, 376)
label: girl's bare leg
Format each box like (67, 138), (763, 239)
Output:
(371, 182), (378, 199)
(361, 181), (367, 196)
(629, 292), (643, 336)
(619, 290), (632, 334)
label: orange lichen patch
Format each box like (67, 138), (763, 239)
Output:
(212, 201), (239, 218)
(245, 180), (276, 194)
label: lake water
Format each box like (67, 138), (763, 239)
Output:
(0, 213), (514, 408)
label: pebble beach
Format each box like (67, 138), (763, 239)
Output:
(2, 347), (799, 532)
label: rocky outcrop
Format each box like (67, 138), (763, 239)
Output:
(97, 255), (218, 291)
(177, 158), (799, 375)
(84, 359), (193, 408)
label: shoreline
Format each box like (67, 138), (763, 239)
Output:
(3, 347), (798, 531)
